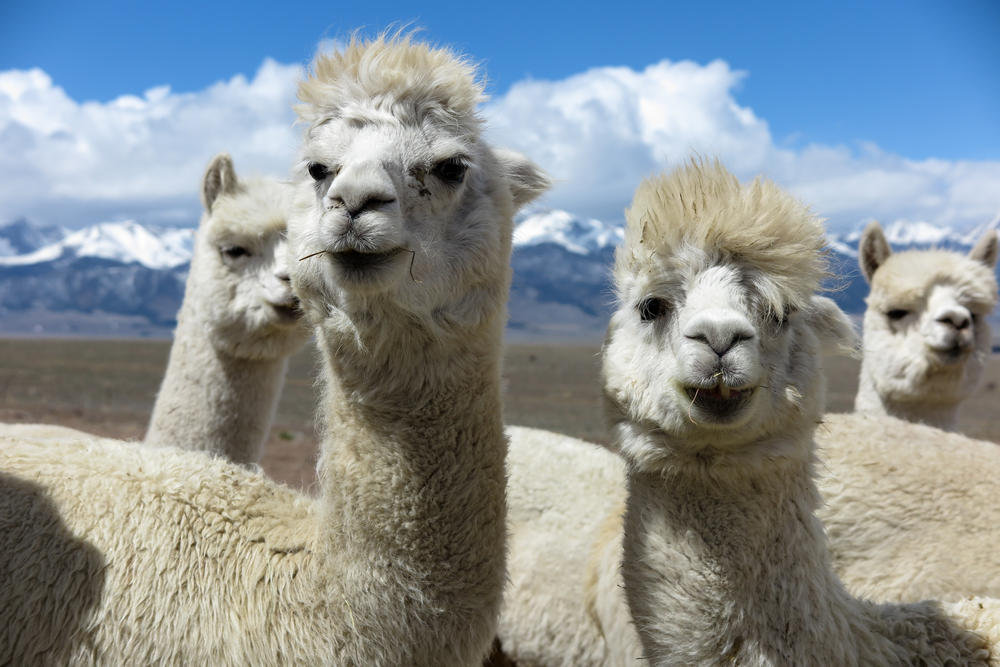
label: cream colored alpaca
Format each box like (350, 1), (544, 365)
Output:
(855, 221), (998, 431)
(0, 35), (548, 665)
(144, 154), (308, 463)
(496, 163), (1000, 666)
(608, 163), (999, 665)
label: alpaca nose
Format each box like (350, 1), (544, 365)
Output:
(683, 310), (756, 357)
(275, 267), (291, 283)
(935, 307), (971, 331)
(324, 162), (397, 219)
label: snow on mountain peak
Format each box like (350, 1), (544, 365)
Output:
(0, 220), (194, 269)
(514, 209), (623, 255)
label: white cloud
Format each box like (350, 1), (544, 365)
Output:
(1, 57), (997, 233)
(0, 60), (303, 227)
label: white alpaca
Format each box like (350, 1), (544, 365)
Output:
(855, 221), (998, 431)
(3, 155), (307, 464)
(144, 153), (308, 463)
(607, 162), (999, 665)
(0, 35), (548, 665)
(496, 163), (1000, 666)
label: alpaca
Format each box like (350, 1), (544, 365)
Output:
(144, 153), (309, 464)
(606, 162), (999, 664)
(495, 163), (1000, 666)
(0, 34), (548, 666)
(854, 221), (998, 430)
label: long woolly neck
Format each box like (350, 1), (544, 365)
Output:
(312, 304), (508, 663)
(146, 306), (288, 464)
(854, 361), (960, 431)
(621, 431), (984, 666)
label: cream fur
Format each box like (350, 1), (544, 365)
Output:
(0, 35), (548, 666)
(496, 162), (1000, 665)
(855, 221), (999, 431)
(145, 154), (309, 463)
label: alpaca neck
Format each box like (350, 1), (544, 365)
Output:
(621, 431), (978, 665)
(855, 364), (959, 431)
(146, 311), (288, 464)
(313, 307), (507, 662)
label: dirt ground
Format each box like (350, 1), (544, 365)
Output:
(1, 338), (998, 490)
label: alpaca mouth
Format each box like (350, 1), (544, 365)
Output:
(270, 300), (302, 323)
(330, 248), (406, 277)
(684, 382), (756, 420)
(928, 343), (971, 364)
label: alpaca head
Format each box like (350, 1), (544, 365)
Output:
(188, 154), (307, 360)
(857, 222), (998, 415)
(288, 35), (549, 339)
(602, 161), (856, 472)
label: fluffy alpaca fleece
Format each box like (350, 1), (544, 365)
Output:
(144, 154), (308, 464)
(0, 35), (548, 666)
(607, 162), (999, 665)
(816, 412), (1000, 603)
(495, 161), (1000, 666)
(855, 221), (998, 431)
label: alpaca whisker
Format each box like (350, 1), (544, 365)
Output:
(405, 249), (422, 283)
(687, 386), (700, 424)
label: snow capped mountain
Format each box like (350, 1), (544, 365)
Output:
(514, 209), (623, 255)
(0, 220), (194, 269)
(0, 214), (996, 340)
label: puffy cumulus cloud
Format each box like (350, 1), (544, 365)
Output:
(484, 60), (1000, 232)
(0, 60), (304, 227)
(1, 57), (997, 233)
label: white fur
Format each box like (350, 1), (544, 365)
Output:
(496, 162), (1000, 665)
(0, 35), (548, 665)
(855, 221), (999, 431)
(144, 154), (309, 463)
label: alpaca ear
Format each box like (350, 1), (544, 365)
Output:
(493, 148), (551, 210)
(859, 221), (891, 283)
(201, 153), (240, 214)
(969, 229), (999, 269)
(806, 295), (860, 358)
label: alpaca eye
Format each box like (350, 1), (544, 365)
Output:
(637, 297), (669, 322)
(886, 309), (909, 321)
(220, 245), (250, 260)
(433, 158), (468, 185)
(308, 162), (330, 181)
(772, 305), (796, 327)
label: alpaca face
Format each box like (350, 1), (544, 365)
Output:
(862, 252), (996, 408)
(289, 116), (545, 332)
(190, 180), (307, 361)
(604, 257), (836, 466)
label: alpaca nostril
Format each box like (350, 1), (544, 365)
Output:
(346, 196), (396, 219)
(275, 269), (291, 283)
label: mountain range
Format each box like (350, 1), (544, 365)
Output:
(1, 213), (998, 340)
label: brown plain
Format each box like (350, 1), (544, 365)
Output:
(1, 338), (997, 490)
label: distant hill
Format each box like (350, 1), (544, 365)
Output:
(1, 214), (997, 341)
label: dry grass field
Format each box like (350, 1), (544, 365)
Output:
(1, 337), (998, 489)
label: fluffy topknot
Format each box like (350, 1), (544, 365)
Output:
(616, 159), (828, 305)
(296, 33), (485, 136)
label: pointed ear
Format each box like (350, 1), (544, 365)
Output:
(969, 229), (998, 269)
(806, 295), (859, 358)
(859, 221), (890, 283)
(201, 153), (240, 213)
(493, 148), (551, 210)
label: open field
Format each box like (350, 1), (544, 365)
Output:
(2, 338), (998, 489)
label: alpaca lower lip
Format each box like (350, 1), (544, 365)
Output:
(684, 384), (755, 419)
(270, 303), (301, 322)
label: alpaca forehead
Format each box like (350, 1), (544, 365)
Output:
(872, 251), (998, 309)
(306, 117), (473, 167)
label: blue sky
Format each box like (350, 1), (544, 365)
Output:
(1, 0), (998, 231)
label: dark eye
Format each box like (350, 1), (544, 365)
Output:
(308, 162), (330, 181)
(637, 297), (669, 322)
(221, 245), (250, 259)
(886, 309), (909, 321)
(432, 158), (468, 185)
(772, 304), (796, 327)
